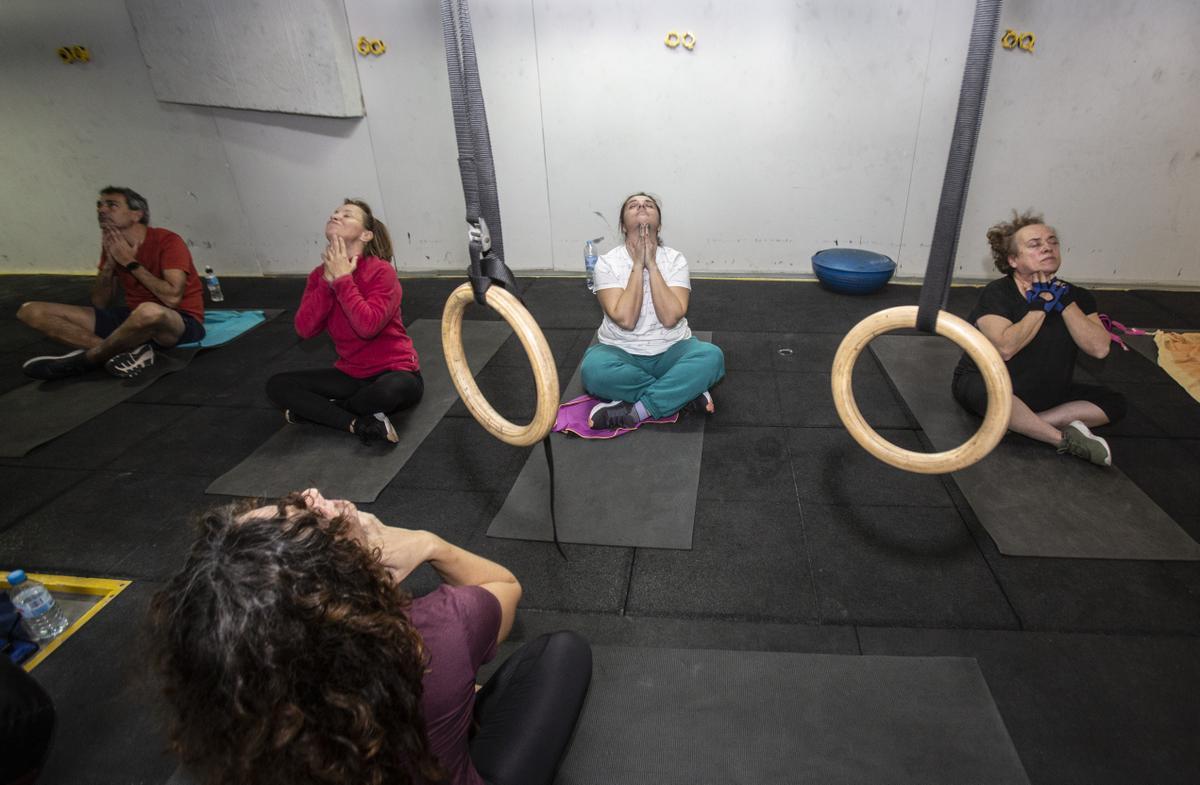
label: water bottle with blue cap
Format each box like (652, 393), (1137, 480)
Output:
(7, 570), (69, 642)
(584, 238), (602, 292)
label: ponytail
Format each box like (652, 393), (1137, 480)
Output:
(343, 198), (394, 261)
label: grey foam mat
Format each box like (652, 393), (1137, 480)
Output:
(873, 335), (1200, 560)
(1123, 332), (1160, 365)
(0, 309), (281, 458)
(555, 646), (1030, 785)
(0, 349), (197, 457)
(206, 319), (511, 502)
(1125, 329), (1199, 371)
(487, 332), (711, 550)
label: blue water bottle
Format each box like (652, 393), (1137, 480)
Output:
(584, 239), (600, 292)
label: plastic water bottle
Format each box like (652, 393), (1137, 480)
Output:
(7, 570), (69, 642)
(584, 239), (599, 292)
(204, 266), (225, 302)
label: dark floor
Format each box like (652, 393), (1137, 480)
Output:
(3, 274), (1199, 785)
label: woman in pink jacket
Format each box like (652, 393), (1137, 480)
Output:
(267, 200), (421, 445)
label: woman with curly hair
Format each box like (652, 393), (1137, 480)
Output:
(152, 489), (591, 785)
(951, 210), (1125, 466)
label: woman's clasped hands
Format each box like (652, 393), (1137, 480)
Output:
(322, 235), (357, 283)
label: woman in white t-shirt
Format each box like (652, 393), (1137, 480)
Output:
(582, 192), (725, 429)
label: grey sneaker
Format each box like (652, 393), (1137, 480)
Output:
(588, 400), (639, 430)
(1057, 420), (1112, 467)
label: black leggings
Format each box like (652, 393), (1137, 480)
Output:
(952, 371), (1128, 424)
(471, 631), (592, 785)
(265, 367), (424, 431)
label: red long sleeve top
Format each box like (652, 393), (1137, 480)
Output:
(294, 255), (419, 378)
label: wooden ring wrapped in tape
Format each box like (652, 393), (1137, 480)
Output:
(442, 283), (559, 447)
(831, 306), (1011, 474)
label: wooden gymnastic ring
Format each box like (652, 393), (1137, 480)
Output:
(442, 283), (559, 447)
(831, 306), (1012, 474)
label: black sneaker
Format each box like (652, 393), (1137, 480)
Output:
(588, 400), (639, 430)
(355, 412), (399, 446)
(682, 390), (714, 415)
(105, 343), (155, 378)
(22, 349), (94, 380)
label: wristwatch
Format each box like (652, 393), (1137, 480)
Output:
(126, 262), (142, 272)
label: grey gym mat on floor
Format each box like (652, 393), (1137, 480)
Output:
(1122, 331), (1159, 365)
(555, 646), (1030, 785)
(0, 309), (282, 458)
(206, 319), (511, 503)
(1124, 330), (1198, 369)
(0, 349), (197, 458)
(487, 332), (711, 550)
(872, 335), (1200, 560)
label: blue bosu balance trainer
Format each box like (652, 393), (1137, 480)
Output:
(811, 248), (897, 295)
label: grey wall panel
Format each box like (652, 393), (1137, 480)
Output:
(125, 0), (364, 118)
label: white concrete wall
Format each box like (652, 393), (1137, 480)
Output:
(1, 0), (1198, 286)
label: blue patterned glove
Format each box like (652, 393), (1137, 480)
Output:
(1026, 280), (1069, 312)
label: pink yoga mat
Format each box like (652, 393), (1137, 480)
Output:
(553, 395), (678, 439)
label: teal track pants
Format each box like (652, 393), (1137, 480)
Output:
(579, 337), (725, 418)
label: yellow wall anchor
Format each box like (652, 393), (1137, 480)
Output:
(1001, 28), (1035, 53)
(357, 36), (387, 56)
(57, 45), (91, 64)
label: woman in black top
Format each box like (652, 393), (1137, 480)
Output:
(952, 211), (1125, 466)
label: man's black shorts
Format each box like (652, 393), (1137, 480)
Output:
(92, 306), (206, 346)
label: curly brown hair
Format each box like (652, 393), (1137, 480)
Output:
(151, 494), (443, 785)
(987, 209), (1048, 275)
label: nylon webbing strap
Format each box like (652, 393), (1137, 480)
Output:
(542, 437), (566, 558)
(440, 0), (520, 306)
(916, 0), (1003, 333)
(440, 0), (565, 559)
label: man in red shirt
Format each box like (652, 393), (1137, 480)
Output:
(18, 186), (206, 380)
